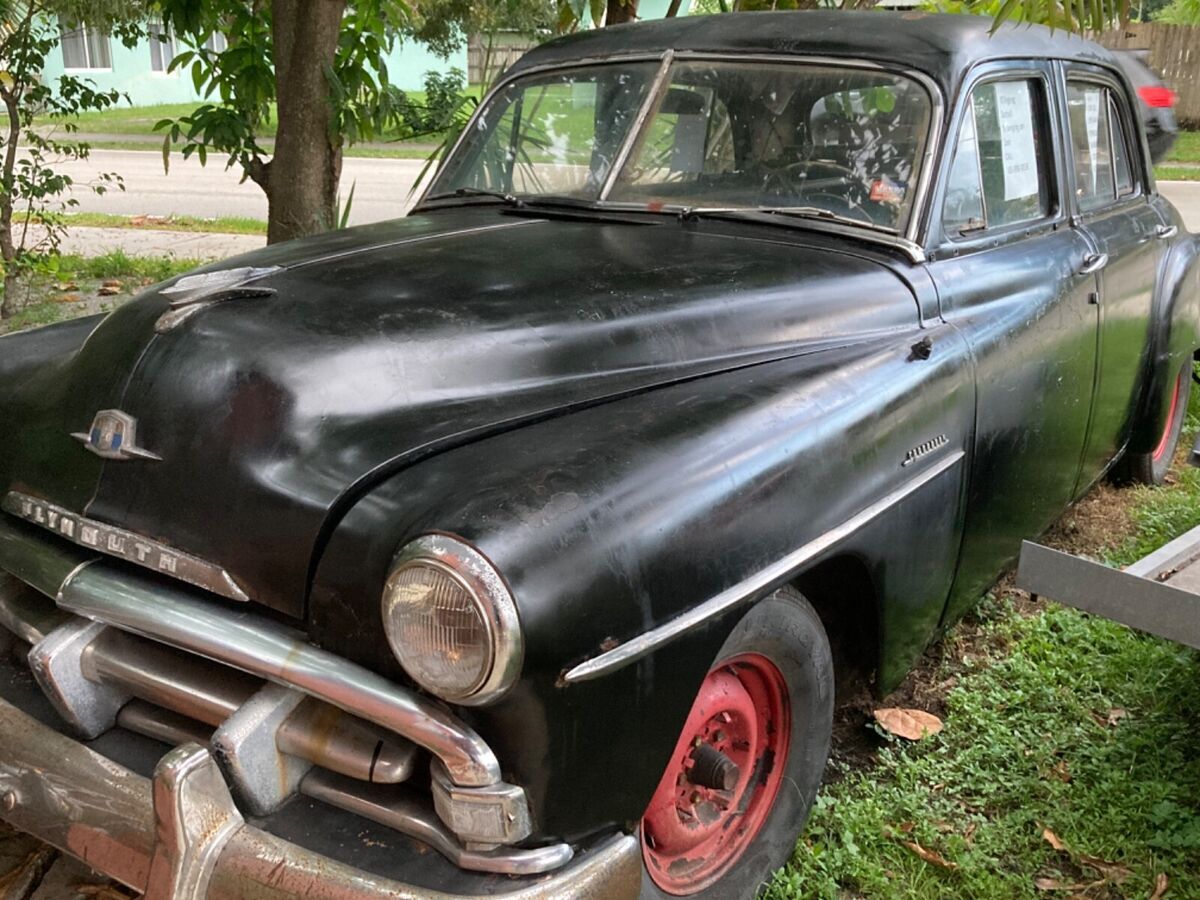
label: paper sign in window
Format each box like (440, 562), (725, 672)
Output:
(994, 81), (1039, 201)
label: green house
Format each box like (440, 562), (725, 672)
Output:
(40, 19), (467, 106)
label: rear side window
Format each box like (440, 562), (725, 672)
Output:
(1067, 81), (1139, 211)
(942, 78), (1052, 236)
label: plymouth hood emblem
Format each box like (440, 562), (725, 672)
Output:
(72, 410), (161, 461)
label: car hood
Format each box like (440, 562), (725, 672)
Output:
(0, 207), (919, 617)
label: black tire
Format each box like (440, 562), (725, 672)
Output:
(1116, 365), (1191, 486)
(639, 587), (834, 899)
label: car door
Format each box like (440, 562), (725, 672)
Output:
(1063, 67), (1168, 487)
(927, 63), (1101, 623)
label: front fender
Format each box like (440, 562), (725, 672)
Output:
(309, 325), (974, 840)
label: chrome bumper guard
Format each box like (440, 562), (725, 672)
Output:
(0, 517), (585, 881)
(0, 693), (641, 899)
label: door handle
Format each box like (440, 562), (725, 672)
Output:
(1156, 224), (1178, 240)
(1078, 253), (1108, 275)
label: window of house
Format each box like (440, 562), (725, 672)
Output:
(59, 19), (112, 70)
(942, 78), (1051, 236)
(149, 22), (176, 73)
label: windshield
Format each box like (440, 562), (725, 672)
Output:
(429, 58), (934, 233)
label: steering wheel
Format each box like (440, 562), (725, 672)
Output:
(759, 160), (872, 202)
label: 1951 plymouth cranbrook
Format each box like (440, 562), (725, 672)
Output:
(0, 11), (1196, 899)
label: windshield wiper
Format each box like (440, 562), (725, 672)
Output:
(678, 205), (894, 235)
(423, 187), (524, 206)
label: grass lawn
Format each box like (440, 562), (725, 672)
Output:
(1166, 131), (1200, 165)
(0, 250), (197, 335)
(60, 211), (267, 235)
(769, 386), (1200, 898)
(1158, 165), (1200, 182)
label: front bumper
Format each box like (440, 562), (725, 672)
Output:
(0, 691), (640, 899)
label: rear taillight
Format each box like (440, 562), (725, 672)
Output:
(1138, 85), (1177, 108)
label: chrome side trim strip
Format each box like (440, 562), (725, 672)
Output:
(564, 450), (966, 683)
(54, 562), (504, 788)
(3, 492), (250, 603)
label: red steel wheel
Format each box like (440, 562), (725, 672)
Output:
(1153, 370), (1185, 464)
(641, 652), (791, 895)
(1117, 365), (1191, 486)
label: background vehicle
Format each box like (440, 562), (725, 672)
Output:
(1113, 48), (1179, 162)
(0, 12), (1197, 899)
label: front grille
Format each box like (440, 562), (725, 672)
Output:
(0, 515), (572, 876)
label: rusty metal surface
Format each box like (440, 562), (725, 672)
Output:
(208, 829), (641, 900)
(0, 693), (641, 898)
(0, 696), (155, 892)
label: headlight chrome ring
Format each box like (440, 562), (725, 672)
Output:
(382, 534), (522, 706)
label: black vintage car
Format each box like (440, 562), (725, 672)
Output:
(0, 11), (1196, 900)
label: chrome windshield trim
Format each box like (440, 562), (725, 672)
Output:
(563, 449), (965, 684)
(421, 51), (943, 251)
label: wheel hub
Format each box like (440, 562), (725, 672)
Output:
(641, 652), (790, 895)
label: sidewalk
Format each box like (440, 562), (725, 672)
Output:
(57, 225), (264, 259)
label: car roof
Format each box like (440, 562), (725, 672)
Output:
(509, 11), (1121, 98)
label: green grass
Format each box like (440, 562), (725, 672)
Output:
(1166, 131), (1200, 165)
(60, 211), (267, 235)
(769, 383), (1200, 898)
(1158, 165), (1200, 182)
(0, 252), (199, 335)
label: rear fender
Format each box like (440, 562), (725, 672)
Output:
(1127, 223), (1200, 455)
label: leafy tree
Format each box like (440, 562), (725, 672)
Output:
(1152, 0), (1200, 22)
(155, 0), (411, 244)
(0, 1), (142, 320)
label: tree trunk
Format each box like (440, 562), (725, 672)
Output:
(606, 0), (639, 25)
(265, 0), (346, 244)
(0, 89), (21, 321)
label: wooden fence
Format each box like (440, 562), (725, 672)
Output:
(1097, 23), (1200, 128)
(467, 34), (540, 87)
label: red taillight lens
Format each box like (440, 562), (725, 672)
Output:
(1138, 85), (1177, 108)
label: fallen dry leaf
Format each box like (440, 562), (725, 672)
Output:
(1047, 760), (1072, 783)
(56, 281), (78, 291)
(1041, 827), (1068, 852)
(1078, 854), (1132, 883)
(1149, 872), (1169, 899)
(901, 840), (958, 870)
(873, 708), (944, 740)
(97, 285), (122, 296)
(896, 821), (915, 834)
(1034, 876), (1095, 891)
(54, 293), (82, 303)
(1106, 708), (1127, 727)
(964, 821), (978, 845)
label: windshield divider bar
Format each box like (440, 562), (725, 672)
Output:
(599, 50), (675, 202)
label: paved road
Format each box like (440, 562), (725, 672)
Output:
(56, 149), (1200, 231)
(59, 150), (431, 226)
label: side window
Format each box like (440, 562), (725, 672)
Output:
(942, 78), (1051, 236)
(1109, 96), (1134, 197)
(1067, 81), (1137, 211)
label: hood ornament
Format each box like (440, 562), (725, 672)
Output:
(72, 410), (162, 461)
(156, 266), (280, 332)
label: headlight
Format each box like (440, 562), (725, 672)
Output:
(382, 534), (522, 705)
